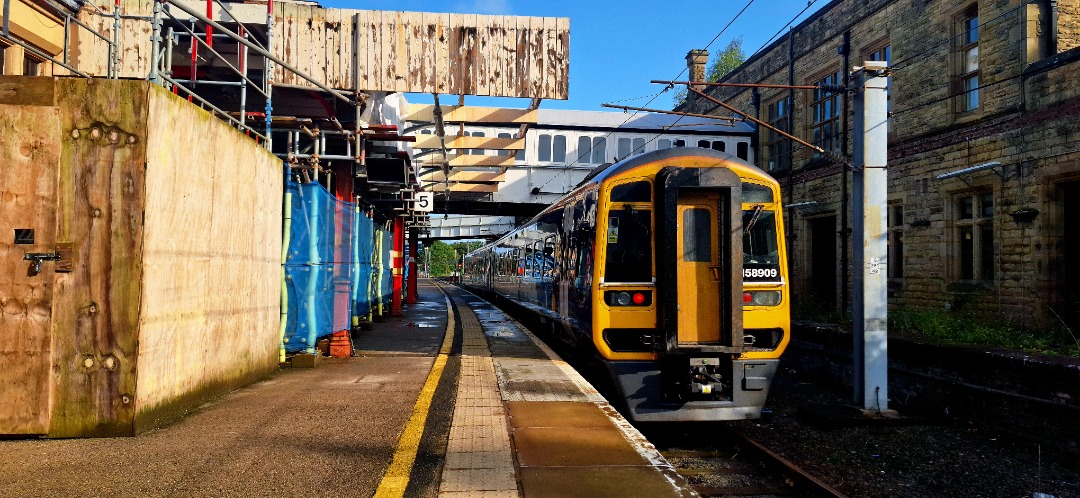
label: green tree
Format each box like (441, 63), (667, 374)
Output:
(673, 38), (746, 108)
(423, 241), (457, 276)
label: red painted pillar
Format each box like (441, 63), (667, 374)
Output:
(406, 228), (419, 304)
(391, 216), (404, 317)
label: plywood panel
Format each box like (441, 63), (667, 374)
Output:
(49, 78), (149, 437)
(136, 84), (281, 430)
(0, 103), (61, 435)
(406, 104), (537, 124)
(556, 17), (570, 101)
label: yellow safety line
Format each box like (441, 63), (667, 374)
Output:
(372, 282), (455, 498)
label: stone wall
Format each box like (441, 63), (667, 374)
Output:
(683, 0), (1080, 330)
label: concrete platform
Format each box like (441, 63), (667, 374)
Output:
(0, 279), (691, 497)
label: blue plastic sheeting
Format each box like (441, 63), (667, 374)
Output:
(377, 229), (394, 312)
(351, 210), (375, 319)
(283, 181), (355, 353)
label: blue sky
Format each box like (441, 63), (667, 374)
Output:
(324, 0), (826, 111)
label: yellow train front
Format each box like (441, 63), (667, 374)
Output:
(462, 147), (790, 422)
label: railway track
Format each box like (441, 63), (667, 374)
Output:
(643, 424), (846, 497)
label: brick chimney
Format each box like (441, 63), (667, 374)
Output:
(686, 49), (709, 92)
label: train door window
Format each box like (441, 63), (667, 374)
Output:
(741, 182), (774, 203)
(737, 142), (749, 160)
(712, 141), (726, 152)
(683, 209), (712, 262)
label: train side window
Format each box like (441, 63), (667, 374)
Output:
(712, 141), (726, 152)
(737, 142), (749, 160)
(698, 140), (711, 148)
(610, 181), (651, 203)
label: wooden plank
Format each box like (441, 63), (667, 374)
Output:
(475, 14), (491, 96)
(423, 170), (507, 183)
(414, 135), (524, 150)
(422, 182), (499, 193)
(448, 13), (464, 95)
(355, 10), (370, 90)
(502, 16), (518, 101)
(405, 104), (537, 124)
(448, 154), (517, 167)
(407, 11), (424, 91)
(0, 103), (61, 435)
(393, 11), (409, 92)
(312, 6), (327, 86)
(515, 16), (532, 98)
(421, 12), (438, 92)
(328, 9), (341, 88)
(544, 17), (557, 99)
(379, 11), (393, 91)
(343, 10), (355, 89)
(556, 17), (570, 100)
(435, 12), (450, 94)
(530, 16), (544, 99)
(462, 14), (478, 96)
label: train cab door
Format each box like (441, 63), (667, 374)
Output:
(657, 167), (743, 352)
(676, 192), (722, 344)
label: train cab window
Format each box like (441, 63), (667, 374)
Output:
(610, 181), (651, 203)
(604, 209), (653, 282)
(743, 207), (781, 281)
(741, 183), (774, 203)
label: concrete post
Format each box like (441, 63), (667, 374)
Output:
(852, 60), (890, 412)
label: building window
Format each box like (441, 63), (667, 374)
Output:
(810, 70), (843, 155)
(673, 139), (686, 147)
(737, 142), (749, 160)
(763, 97), (790, 172)
(538, 134), (566, 162)
(867, 43), (891, 113)
(959, 7), (979, 112)
(712, 140), (725, 152)
(23, 56), (41, 76)
(888, 202), (904, 278)
(617, 137), (645, 160)
(955, 191), (993, 280)
(576, 136), (606, 164)
(658, 138), (672, 149)
(498, 132), (512, 156)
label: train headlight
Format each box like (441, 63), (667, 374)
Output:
(616, 292), (632, 306)
(745, 290), (782, 306)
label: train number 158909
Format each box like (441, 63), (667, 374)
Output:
(744, 267), (778, 279)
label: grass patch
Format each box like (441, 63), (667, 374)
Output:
(889, 308), (1080, 358)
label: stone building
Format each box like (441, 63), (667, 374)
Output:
(682, 0), (1080, 330)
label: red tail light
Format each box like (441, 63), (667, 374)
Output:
(743, 292), (753, 304)
(632, 292), (645, 305)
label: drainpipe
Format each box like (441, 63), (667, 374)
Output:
(279, 188), (292, 362)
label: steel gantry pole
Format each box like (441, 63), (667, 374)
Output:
(851, 60), (891, 414)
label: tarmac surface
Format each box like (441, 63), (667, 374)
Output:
(0, 280), (689, 497)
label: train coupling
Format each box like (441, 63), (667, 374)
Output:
(688, 357), (726, 396)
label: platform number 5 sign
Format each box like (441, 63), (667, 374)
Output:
(415, 192), (434, 212)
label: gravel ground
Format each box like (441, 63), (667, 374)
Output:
(729, 366), (1080, 498)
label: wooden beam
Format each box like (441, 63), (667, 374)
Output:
(423, 171), (506, 183)
(414, 135), (524, 150)
(420, 182), (499, 193)
(406, 104), (538, 124)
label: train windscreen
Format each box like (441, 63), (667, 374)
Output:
(604, 209), (653, 283)
(743, 207), (781, 282)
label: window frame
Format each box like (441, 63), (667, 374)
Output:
(952, 190), (995, 282)
(761, 95), (791, 173)
(957, 5), (980, 114)
(808, 68), (843, 157)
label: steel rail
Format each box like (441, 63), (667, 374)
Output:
(162, 7), (270, 100)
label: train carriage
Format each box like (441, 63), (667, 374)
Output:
(463, 147), (789, 422)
